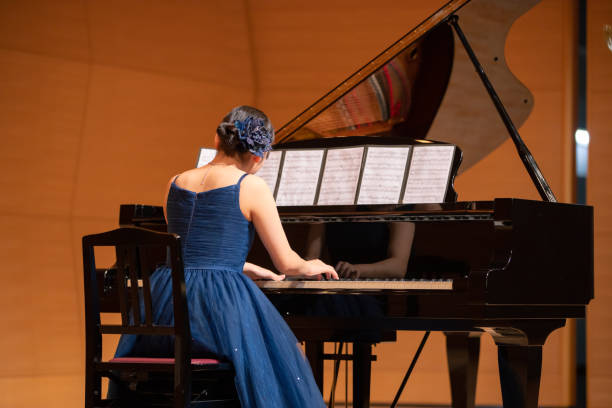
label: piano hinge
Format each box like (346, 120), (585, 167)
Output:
(493, 220), (513, 228)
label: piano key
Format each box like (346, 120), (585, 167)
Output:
(254, 278), (453, 291)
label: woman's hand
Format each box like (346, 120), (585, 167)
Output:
(301, 259), (339, 281)
(335, 261), (361, 279)
(243, 262), (285, 281)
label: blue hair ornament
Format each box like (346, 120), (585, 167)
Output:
(234, 117), (273, 158)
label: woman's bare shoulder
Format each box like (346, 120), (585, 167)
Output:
(174, 168), (203, 182)
(241, 173), (271, 193)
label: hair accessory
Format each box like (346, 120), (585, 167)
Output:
(234, 117), (273, 157)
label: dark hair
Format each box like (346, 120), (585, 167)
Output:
(216, 105), (274, 157)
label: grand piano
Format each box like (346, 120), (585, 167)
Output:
(117, 0), (593, 407)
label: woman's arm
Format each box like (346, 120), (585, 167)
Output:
(162, 175), (177, 222)
(241, 175), (338, 280)
(243, 262), (285, 281)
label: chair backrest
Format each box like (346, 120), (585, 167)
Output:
(82, 226), (192, 404)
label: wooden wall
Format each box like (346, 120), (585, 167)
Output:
(587, 0), (612, 407)
(0, 1), (255, 407)
(0, 0), (607, 406)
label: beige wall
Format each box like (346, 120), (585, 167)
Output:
(0, 2), (255, 407)
(587, 0), (612, 407)
(0, 0), (607, 407)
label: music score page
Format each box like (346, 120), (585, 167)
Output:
(403, 145), (455, 203)
(357, 146), (410, 205)
(257, 150), (282, 193)
(317, 147), (364, 205)
(276, 150), (324, 206)
(196, 148), (217, 168)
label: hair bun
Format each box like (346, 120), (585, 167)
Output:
(216, 121), (239, 148)
(215, 106), (274, 157)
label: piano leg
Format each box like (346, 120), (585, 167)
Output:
(352, 342), (372, 408)
(305, 341), (324, 392)
(487, 319), (565, 408)
(497, 344), (542, 408)
(445, 332), (481, 408)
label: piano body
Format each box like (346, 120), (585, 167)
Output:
(116, 0), (593, 407)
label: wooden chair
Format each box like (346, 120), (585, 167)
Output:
(83, 227), (240, 407)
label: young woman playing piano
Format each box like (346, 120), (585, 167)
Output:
(114, 105), (337, 407)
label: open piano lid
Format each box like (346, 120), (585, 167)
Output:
(274, 0), (540, 174)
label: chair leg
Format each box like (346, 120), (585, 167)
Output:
(305, 341), (325, 392)
(352, 342), (372, 408)
(85, 372), (102, 408)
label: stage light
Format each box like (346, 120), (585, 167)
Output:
(575, 129), (590, 146)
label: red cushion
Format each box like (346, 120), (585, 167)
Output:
(110, 357), (221, 365)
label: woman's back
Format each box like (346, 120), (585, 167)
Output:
(167, 168), (253, 270)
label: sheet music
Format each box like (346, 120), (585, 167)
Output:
(317, 147), (364, 205)
(196, 148), (217, 168)
(257, 150), (282, 193)
(403, 145), (455, 203)
(357, 146), (410, 205)
(276, 150), (324, 206)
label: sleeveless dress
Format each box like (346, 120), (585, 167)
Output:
(114, 173), (325, 408)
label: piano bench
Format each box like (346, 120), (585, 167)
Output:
(102, 357), (238, 407)
(109, 357), (229, 367)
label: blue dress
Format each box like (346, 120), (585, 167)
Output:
(115, 173), (325, 407)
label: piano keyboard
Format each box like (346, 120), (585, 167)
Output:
(255, 278), (453, 291)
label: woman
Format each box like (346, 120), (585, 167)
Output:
(114, 105), (337, 407)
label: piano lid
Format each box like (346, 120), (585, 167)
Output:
(274, 0), (540, 173)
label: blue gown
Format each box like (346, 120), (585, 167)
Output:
(115, 173), (325, 407)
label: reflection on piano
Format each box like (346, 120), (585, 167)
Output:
(116, 0), (593, 407)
